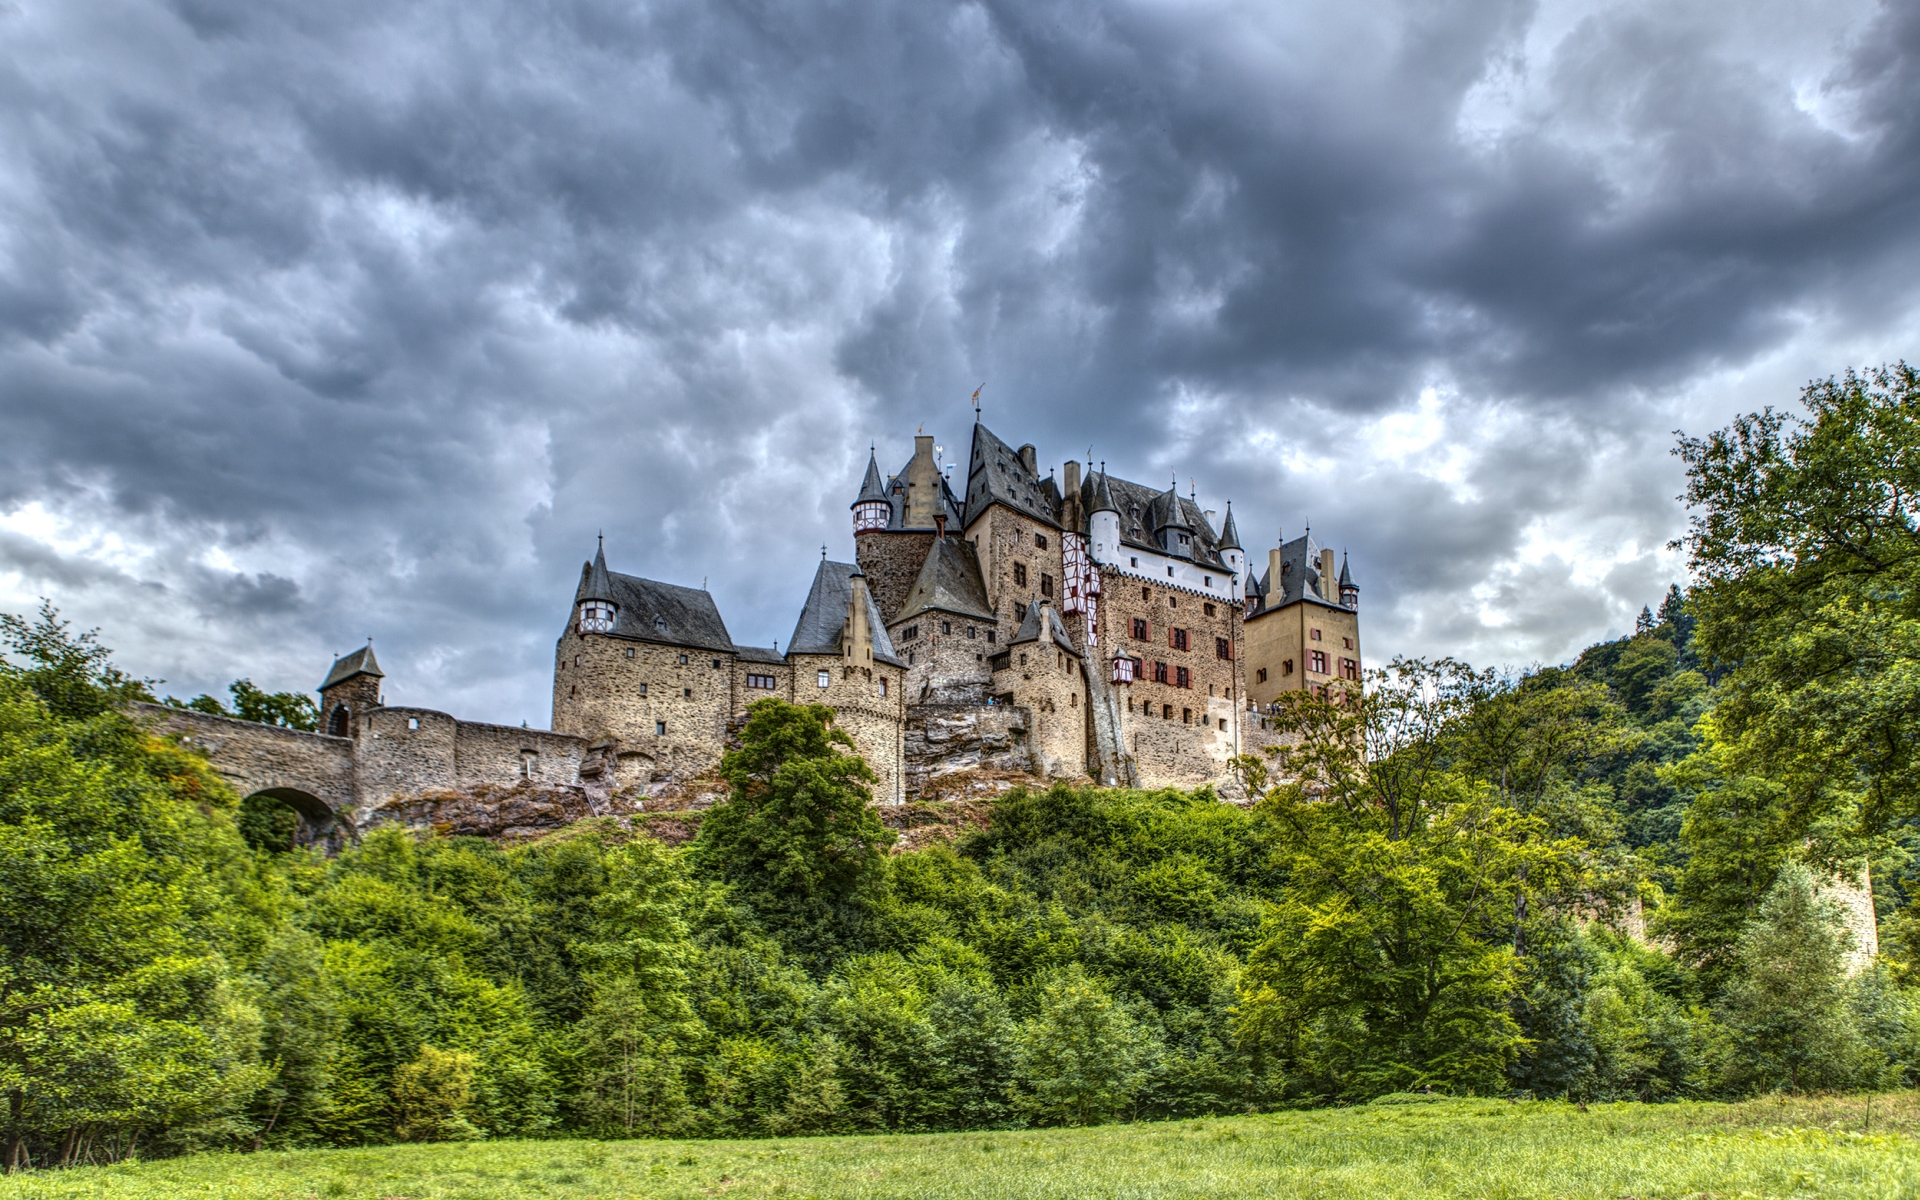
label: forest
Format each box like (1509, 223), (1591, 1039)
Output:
(4, 365), (1920, 1170)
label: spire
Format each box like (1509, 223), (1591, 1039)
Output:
(853, 446), (887, 508)
(1218, 502), (1242, 550)
(577, 540), (615, 604)
(1088, 466), (1118, 515)
(1339, 552), (1353, 588)
(1153, 477), (1189, 532)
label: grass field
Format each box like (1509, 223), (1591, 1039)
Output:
(5, 1093), (1919, 1199)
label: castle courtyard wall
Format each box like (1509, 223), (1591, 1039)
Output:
(553, 632), (733, 781)
(990, 643), (1087, 779)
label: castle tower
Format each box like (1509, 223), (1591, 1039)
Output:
(1218, 503), (1244, 596)
(1152, 480), (1192, 559)
(318, 644), (384, 738)
(576, 539), (618, 633)
(1339, 553), (1358, 610)
(852, 449), (889, 534)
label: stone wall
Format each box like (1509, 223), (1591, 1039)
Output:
(990, 643), (1087, 778)
(1099, 569), (1244, 789)
(791, 651), (908, 805)
(553, 632), (733, 780)
(135, 703), (356, 845)
(891, 613), (996, 704)
(856, 529), (935, 623)
(903, 703), (1034, 798)
(965, 504), (1064, 633)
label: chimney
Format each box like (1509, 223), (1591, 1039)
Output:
(1062, 460), (1081, 495)
(847, 570), (874, 664)
(1269, 548), (1286, 595)
(1320, 548), (1338, 601)
(1018, 444), (1038, 475)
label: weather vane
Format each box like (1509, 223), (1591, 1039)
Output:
(970, 383), (984, 419)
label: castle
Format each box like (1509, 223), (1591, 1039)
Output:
(143, 419), (1362, 844)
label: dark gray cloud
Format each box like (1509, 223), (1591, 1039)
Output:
(1, 0), (1916, 719)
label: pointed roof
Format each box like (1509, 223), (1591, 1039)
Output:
(1218, 503), (1242, 551)
(1248, 533), (1346, 618)
(961, 422), (1060, 529)
(320, 644), (384, 691)
(576, 540), (616, 604)
(787, 559), (905, 667)
(853, 449), (887, 508)
(1339, 552), (1354, 589)
(1097, 471), (1230, 568)
(1010, 602), (1079, 655)
(893, 535), (996, 624)
(1151, 480), (1190, 532)
(1087, 469), (1118, 516)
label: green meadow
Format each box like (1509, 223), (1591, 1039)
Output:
(7, 1093), (1917, 1200)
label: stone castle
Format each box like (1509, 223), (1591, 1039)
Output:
(143, 419), (1362, 845)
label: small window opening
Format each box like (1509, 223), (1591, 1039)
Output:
(408, 717), (419, 730)
(817, 670), (831, 689)
(655, 721), (666, 736)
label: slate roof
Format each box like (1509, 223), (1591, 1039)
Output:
(320, 644), (384, 690)
(1339, 553), (1354, 590)
(1010, 602), (1079, 655)
(580, 542), (616, 603)
(1087, 469), (1118, 515)
(735, 645), (785, 665)
(1249, 533), (1347, 616)
(787, 560), (906, 667)
(853, 450), (888, 507)
(893, 535), (996, 624)
(1086, 472), (1231, 569)
(1218, 503), (1242, 551)
(572, 564), (736, 652)
(962, 422), (1061, 529)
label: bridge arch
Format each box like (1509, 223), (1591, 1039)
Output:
(243, 787), (354, 853)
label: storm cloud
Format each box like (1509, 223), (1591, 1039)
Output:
(2, 0), (1916, 721)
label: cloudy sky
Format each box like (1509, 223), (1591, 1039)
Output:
(2, 0), (1916, 724)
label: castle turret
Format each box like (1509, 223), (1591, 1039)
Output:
(1086, 467), (1121, 562)
(852, 449), (890, 533)
(1339, 552), (1358, 610)
(1153, 480), (1192, 558)
(1218, 502), (1243, 578)
(319, 644), (384, 738)
(575, 539), (618, 634)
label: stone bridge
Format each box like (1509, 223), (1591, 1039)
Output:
(136, 703), (358, 850)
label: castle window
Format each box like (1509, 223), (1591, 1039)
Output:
(712, 659), (722, 669)
(1341, 657), (1360, 680)
(1167, 567), (1174, 577)
(747, 673), (776, 689)
(879, 678), (888, 696)
(637, 682), (647, 695)
(328, 706), (349, 737)
(968, 626), (976, 639)
(817, 670), (831, 689)
(1131, 618), (1148, 640)
(1163, 704), (1173, 719)
(1218, 718), (1227, 731)
(1013, 562), (1028, 587)
(903, 625), (918, 641)
(521, 752), (536, 779)
(1204, 602), (1216, 616)
(1179, 535), (1190, 546)
(408, 718), (419, 730)
(1203, 575), (1211, 587)
(1040, 573), (1053, 597)
(683, 687), (692, 698)
(1141, 586), (1150, 600)
(575, 655), (581, 667)
(1216, 637), (1232, 660)
(1170, 628), (1189, 651)
(626, 648), (635, 658)
(655, 721), (666, 736)
(1153, 661), (1169, 684)
(1310, 650), (1328, 674)
(570, 685), (577, 697)
(1257, 667), (1268, 683)
(941, 621), (952, 635)
(1169, 596), (1177, 608)
(1035, 533), (1048, 549)
(1182, 707), (1192, 723)
(1310, 628), (1322, 641)
(908, 652), (915, 665)
(1283, 659), (1294, 675)
(1130, 557), (1139, 568)
(1344, 637), (1354, 649)
(986, 630), (996, 644)
(1176, 666), (1191, 689)
(679, 653), (689, 664)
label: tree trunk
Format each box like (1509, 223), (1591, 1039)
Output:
(4, 1089), (21, 1174)
(56, 1123), (77, 1168)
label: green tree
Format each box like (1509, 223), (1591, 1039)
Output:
(390, 1046), (481, 1142)
(1014, 965), (1159, 1126)
(1235, 660), (1578, 1100)
(1716, 861), (1874, 1094)
(690, 700), (894, 947)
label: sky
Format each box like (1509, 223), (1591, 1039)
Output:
(2, 0), (1918, 726)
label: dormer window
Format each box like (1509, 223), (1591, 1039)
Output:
(578, 602), (615, 634)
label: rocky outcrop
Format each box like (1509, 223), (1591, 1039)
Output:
(903, 703), (1034, 798)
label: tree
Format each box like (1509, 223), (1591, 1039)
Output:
(1234, 660), (1579, 1100)
(1716, 861), (1873, 1094)
(1677, 363), (1920, 835)
(175, 681), (319, 732)
(1014, 966), (1159, 1126)
(390, 1046), (481, 1142)
(0, 601), (154, 720)
(690, 700), (894, 946)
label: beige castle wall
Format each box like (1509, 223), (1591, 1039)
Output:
(1097, 570), (1244, 789)
(966, 505), (1065, 631)
(134, 702), (358, 826)
(791, 652), (907, 805)
(1243, 600), (1360, 710)
(553, 632), (734, 780)
(891, 613), (996, 703)
(990, 643), (1087, 778)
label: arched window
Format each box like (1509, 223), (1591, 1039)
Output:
(327, 705), (350, 737)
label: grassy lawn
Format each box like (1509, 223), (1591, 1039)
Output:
(6, 1093), (1919, 1199)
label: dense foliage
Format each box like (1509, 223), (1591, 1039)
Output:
(6, 364), (1920, 1169)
